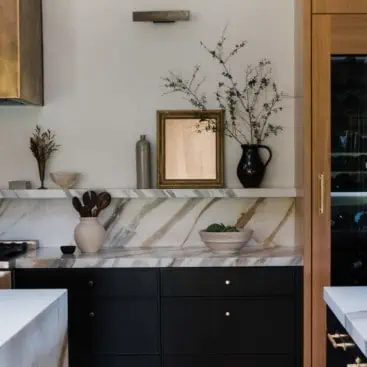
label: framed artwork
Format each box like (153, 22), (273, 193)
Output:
(157, 110), (224, 188)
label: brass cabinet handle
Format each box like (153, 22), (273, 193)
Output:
(327, 333), (355, 351)
(347, 357), (367, 367)
(318, 173), (325, 215)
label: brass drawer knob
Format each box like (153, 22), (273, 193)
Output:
(327, 333), (355, 351)
(225, 280), (231, 285)
(225, 312), (231, 317)
(89, 312), (95, 318)
(88, 280), (94, 287)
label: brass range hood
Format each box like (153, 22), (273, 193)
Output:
(0, 0), (43, 105)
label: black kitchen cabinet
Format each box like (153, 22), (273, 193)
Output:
(164, 355), (295, 367)
(14, 267), (302, 367)
(162, 298), (294, 355)
(72, 355), (161, 367)
(70, 298), (160, 354)
(327, 307), (367, 367)
(161, 267), (295, 297)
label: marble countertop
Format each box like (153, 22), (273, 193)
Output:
(0, 289), (67, 348)
(5, 246), (303, 268)
(324, 287), (367, 357)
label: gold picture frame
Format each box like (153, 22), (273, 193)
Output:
(157, 110), (225, 188)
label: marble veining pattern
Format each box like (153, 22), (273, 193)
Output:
(0, 197), (296, 249)
(0, 289), (68, 366)
(0, 188), (298, 199)
(9, 246), (303, 268)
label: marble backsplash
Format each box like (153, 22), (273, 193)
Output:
(0, 197), (295, 249)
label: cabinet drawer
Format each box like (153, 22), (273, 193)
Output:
(71, 355), (160, 367)
(161, 268), (295, 297)
(162, 298), (294, 354)
(164, 355), (294, 367)
(15, 268), (158, 297)
(69, 299), (160, 354)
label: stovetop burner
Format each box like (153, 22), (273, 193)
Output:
(0, 241), (38, 261)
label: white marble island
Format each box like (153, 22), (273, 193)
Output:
(0, 289), (68, 367)
(324, 287), (367, 358)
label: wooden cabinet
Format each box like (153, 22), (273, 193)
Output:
(311, 13), (367, 367)
(0, 0), (43, 105)
(0, 271), (11, 289)
(14, 267), (302, 367)
(313, 0), (367, 14)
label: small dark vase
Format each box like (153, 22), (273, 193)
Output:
(37, 159), (47, 189)
(237, 144), (273, 188)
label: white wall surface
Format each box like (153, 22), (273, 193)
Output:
(0, 0), (295, 189)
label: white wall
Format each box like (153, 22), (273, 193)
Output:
(0, 0), (295, 189)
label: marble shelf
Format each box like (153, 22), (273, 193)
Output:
(0, 188), (299, 199)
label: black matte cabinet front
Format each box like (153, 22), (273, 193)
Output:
(69, 299), (160, 355)
(72, 355), (161, 367)
(162, 298), (294, 355)
(13, 267), (302, 367)
(164, 355), (294, 367)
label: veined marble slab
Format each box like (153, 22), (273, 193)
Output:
(324, 287), (367, 358)
(0, 188), (298, 199)
(0, 197), (296, 249)
(9, 246), (303, 268)
(0, 289), (68, 367)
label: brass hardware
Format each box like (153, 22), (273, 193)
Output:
(225, 280), (231, 285)
(133, 10), (190, 23)
(88, 280), (94, 287)
(225, 312), (231, 317)
(89, 312), (95, 318)
(318, 173), (325, 215)
(347, 357), (367, 367)
(327, 333), (355, 351)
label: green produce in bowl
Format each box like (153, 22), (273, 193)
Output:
(205, 223), (239, 233)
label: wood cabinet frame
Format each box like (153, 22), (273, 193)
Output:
(295, 1), (312, 367)
(313, 0), (367, 14)
(300, 9), (367, 367)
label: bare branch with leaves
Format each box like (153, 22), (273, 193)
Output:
(162, 28), (285, 145)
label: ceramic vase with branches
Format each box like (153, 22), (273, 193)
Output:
(162, 27), (286, 187)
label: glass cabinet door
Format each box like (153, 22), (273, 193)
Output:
(331, 56), (367, 285)
(312, 15), (367, 367)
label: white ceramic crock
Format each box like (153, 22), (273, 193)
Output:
(74, 218), (105, 253)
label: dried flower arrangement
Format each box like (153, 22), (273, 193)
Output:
(30, 125), (60, 189)
(162, 27), (285, 145)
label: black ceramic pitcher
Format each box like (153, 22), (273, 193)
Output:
(237, 144), (273, 188)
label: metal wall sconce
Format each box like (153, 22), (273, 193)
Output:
(132, 10), (190, 23)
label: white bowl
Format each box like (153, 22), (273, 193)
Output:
(50, 172), (79, 189)
(199, 229), (253, 254)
